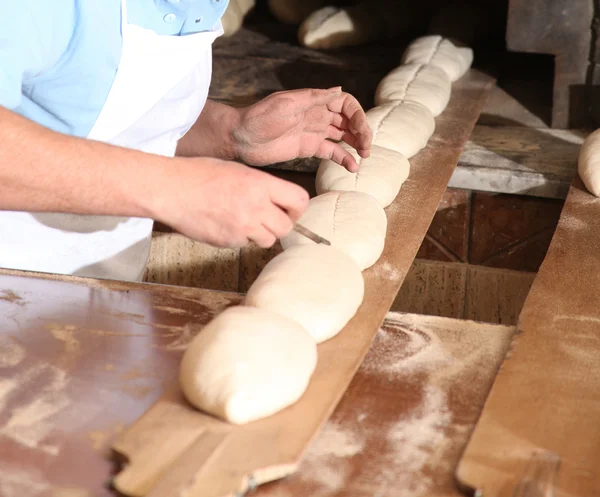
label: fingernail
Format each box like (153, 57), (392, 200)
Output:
(329, 86), (342, 92)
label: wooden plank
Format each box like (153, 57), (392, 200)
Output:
(110, 69), (496, 497)
(464, 265), (535, 326)
(144, 233), (240, 292)
(456, 178), (600, 496)
(391, 260), (535, 326)
(392, 259), (468, 319)
(255, 312), (516, 497)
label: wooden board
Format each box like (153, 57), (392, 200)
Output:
(0, 280), (511, 497)
(392, 260), (535, 326)
(255, 312), (515, 497)
(456, 177), (600, 496)
(109, 69), (495, 497)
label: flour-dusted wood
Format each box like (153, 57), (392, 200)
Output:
(316, 143), (410, 208)
(281, 191), (387, 270)
(366, 100), (435, 158)
(402, 35), (473, 82)
(375, 63), (452, 116)
(457, 179), (600, 496)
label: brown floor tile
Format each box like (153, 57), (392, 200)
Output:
(469, 192), (563, 271)
(417, 188), (471, 262)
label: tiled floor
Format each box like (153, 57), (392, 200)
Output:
(417, 188), (564, 271)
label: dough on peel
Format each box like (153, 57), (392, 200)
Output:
(316, 143), (410, 208)
(366, 100), (435, 158)
(281, 191), (387, 270)
(375, 63), (451, 116)
(180, 306), (317, 425)
(402, 35), (473, 82)
(578, 129), (600, 197)
(245, 244), (364, 343)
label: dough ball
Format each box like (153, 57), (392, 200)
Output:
(578, 129), (600, 197)
(366, 100), (435, 158)
(180, 306), (317, 425)
(375, 63), (451, 116)
(281, 191), (387, 270)
(245, 244), (364, 343)
(298, 5), (379, 49)
(316, 143), (410, 208)
(401, 35), (473, 82)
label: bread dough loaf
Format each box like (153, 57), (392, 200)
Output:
(245, 244), (364, 343)
(179, 306), (317, 424)
(366, 100), (435, 158)
(578, 129), (600, 197)
(401, 35), (473, 82)
(375, 63), (451, 116)
(281, 191), (387, 270)
(298, 5), (379, 49)
(316, 143), (410, 208)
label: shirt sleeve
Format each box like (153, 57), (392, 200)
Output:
(0, 0), (76, 109)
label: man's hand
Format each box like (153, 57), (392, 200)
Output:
(151, 158), (309, 248)
(232, 87), (372, 172)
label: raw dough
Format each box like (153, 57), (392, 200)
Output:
(366, 100), (435, 158)
(316, 143), (410, 207)
(244, 244), (364, 343)
(375, 63), (451, 116)
(281, 191), (387, 270)
(298, 5), (379, 49)
(180, 306), (317, 425)
(578, 129), (600, 197)
(401, 35), (473, 82)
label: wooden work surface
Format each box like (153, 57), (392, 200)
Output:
(456, 177), (600, 496)
(0, 271), (242, 497)
(0, 70), (493, 496)
(0, 271), (513, 497)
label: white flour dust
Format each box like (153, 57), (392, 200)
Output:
(302, 421), (365, 492)
(0, 335), (26, 368)
(0, 466), (49, 497)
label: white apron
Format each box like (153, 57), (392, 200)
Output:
(0, 0), (222, 281)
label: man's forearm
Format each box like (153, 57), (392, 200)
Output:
(0, 106), (167, 217)
(176, 100), (241, 160)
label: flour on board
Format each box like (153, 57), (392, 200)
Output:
(0, 335), (26, 368)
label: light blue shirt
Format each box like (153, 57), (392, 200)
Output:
(0, 0), (228, 138)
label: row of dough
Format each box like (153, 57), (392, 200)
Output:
(179, 35), (473, 425)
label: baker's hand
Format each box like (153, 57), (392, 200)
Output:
(232, 87), (372, 172)
(154, 158), (308, 248)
